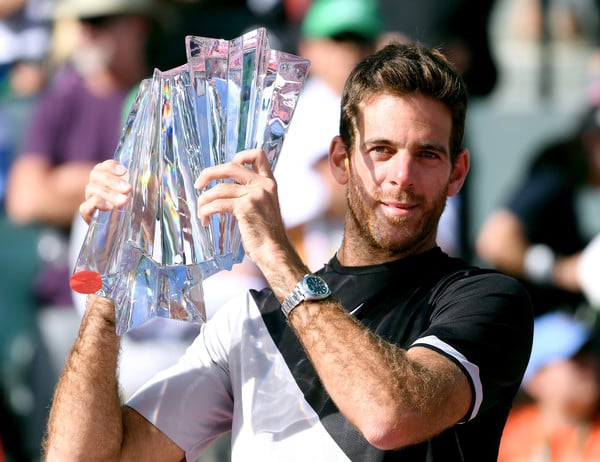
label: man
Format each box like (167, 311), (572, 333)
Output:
(44, 42), (533, 461)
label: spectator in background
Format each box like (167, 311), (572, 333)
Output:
(498, 311), (600, 461)
(476, 104), (600, 318)
(6, 0), (160, 370)
(4, 0), (160, 457)
(274, 0), (383, 268)
(0, 2), (53, 460)
(0, 0), (51, 83)
(7, 0), (160, 228)
(579, 231), (600, 310)
(0, 0), (51, 204)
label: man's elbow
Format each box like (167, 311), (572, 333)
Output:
(358, 408), (457, 450)
(356, 411), (423, 450)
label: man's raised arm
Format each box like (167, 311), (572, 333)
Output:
(44, 295), (185, 461)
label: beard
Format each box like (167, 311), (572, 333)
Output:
(345, 171), (449, 256)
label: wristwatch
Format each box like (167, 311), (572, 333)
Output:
(281, 274), (332, 318)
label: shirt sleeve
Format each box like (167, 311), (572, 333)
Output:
(126, 294), (243, 457)
(410, 271), (533, 421)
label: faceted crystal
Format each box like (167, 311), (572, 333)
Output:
(70, 28), (310, 335)
(186, 28), (310, 270)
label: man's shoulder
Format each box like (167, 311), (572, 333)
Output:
(427, 257), (532, 315)
(435, 261), (530, 298)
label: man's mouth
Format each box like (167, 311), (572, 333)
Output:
(380, 200), (416, 216)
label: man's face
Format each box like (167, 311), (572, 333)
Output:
(340, 93), (467, 260)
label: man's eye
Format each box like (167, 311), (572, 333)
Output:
(421, 151), (441, 159)
(372, 146), (391, 154)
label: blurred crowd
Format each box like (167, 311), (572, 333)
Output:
(2, 0), (600, 460)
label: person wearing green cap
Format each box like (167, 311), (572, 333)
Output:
(301, 0), (381, 40)
(298, 0), (382, 96)
(275, 0), (383, 268)
(45, 40), (533, 461)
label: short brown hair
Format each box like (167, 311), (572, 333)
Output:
(339, 41), (468, 163)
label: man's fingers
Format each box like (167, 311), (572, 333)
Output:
(85, 160), (131, 203)
(79, 197), (107, 224)
(87, 161), (131, 196)
(84, 180), (130, 208)
(196, 182), (243, 225)
(196, 198), (236, 227)
(80, 160), (132, 224)
(194, 163), (251, 190)
(194, 149), (272, 190)
(231, 149), (273, 177)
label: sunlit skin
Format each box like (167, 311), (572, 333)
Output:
(331, 93), (470, 266)
(53, 93), (473, 459)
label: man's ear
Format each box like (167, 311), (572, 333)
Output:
(447, 148), (470, 197)
(329, 136), (350, 185)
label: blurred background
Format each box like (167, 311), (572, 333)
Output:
(2, 0), (600, 460)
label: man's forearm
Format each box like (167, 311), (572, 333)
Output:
(287, 299), (471, 449)
(44, 295), (125, 461)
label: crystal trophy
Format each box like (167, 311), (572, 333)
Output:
(70, 28), (310, 335)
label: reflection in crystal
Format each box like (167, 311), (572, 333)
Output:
(71, 28), (310, 335)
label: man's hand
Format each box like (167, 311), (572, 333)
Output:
(194, 149), (294, 269)
(80, 159), (132, 224)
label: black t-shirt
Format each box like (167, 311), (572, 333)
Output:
(255, 247), (533, 461)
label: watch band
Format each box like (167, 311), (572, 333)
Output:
(281, 286), (304, 318)
(281, 274), (331, 319)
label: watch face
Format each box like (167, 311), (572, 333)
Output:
(305, 275), (331, 297)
